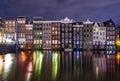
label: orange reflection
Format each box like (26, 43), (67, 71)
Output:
(116, 52), (120, 64)
(20, 51), (27, 62)
(0, 55), (3, 63)
(116, 52), (120, 60)
(117, 55), (120, 60)
(0, 55), (4, 75)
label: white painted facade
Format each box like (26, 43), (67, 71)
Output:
(93, 23), (106, 47)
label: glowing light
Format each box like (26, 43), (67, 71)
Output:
(0, 61), (3, 75)
(0, 55), (4, 75)
(0, 55), (3, 63)
(26, 62), (33, 81)
(40, 32), (42, 35)
(116, 40), (120, 46)
(4, 54), (13, 79)
(0, 37), (2, 43)
(27, 62), (33, 72)
(20, 51), (27, 61)
(4, 54), (13, 62)
(52, 51), (59, 80)
(95, 66), (99, 79)
(33, 51), (44, 77)
(52, 27), (55, 30)
(55, 31), (57, 34)
(6, 38), (12, 43)
(116, 52), (120, 60)
(76, 51), (80, 59)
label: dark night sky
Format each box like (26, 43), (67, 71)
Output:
(0, 0), (120, 25)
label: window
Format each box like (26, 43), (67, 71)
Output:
(62, 28), (64, 31)
(65, 39), (68, 43)
(62, 44), (64, 48)
(107, 37), (109, 39)
(69, 44), (72, 48)
(100, 32), (102, 35)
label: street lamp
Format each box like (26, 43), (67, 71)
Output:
(116, 39), (120, 47)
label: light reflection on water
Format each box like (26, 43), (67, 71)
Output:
(0, 50), (119, 81)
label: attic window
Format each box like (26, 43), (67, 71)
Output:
(109, 22), (112, 25)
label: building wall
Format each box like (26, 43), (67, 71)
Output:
(25, 22), (33, 49)
(51, 22), (60, 49)
(83, 19), (93, 50)
(17, 16), (26, 49)
(4, 19), (16, 44)
(93, 23), (106, 49)
(104, 20), (116, 54)
(73, 23), (83, 50)
(33, 20), (43, 49)
(42, 21), (52, 49)
(60, 17), (73, 51)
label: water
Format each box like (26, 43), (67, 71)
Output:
(0, 50), (120, 81)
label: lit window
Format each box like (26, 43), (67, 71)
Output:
(40, 40), (42, 44)
(52, 27), (54, 30)
(37, 40), (39, 44)
(34, 40), (36, 44)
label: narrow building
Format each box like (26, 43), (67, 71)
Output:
(83, 19), (94, 50)
(17, 16), (26, 49)
(33, 17), (43, 49)
(42, 21), (52, 49)
(60, 17), (73, 51)
(93, 22), (106, 50)
(25, 21), (33, 49)
(51, 21), (61, 50)
(4, 19), (16, 44)
(104, 19), (116, 54)
(73, 22), (83, 51)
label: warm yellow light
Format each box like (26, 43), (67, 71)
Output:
(0, 32), (2, 36)
(52, 27), (55, 30)
(116, 40), (120, 46)
(116, 52), (120, 60)
(0, 55), (3, 65)
(55, 31), (57, 34)
(21, 51), (26, 61)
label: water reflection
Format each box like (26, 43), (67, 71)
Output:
(93, 54), (106, 80)
(0, 50), (119, 81)
(32, 51), (44, 81)
(0, 54), (15, 81)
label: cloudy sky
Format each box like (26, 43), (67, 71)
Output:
(0, 0), (120, 25)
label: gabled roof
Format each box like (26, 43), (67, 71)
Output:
(93, 22), (99, 27)
(103, 19), (116, 27)
(61, 17), (74, 23)
(83, 19), (94, 24)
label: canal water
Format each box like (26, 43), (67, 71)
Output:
(0, 50), (120, 81)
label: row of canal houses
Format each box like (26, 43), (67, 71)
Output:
(0, 16), (117, 53)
